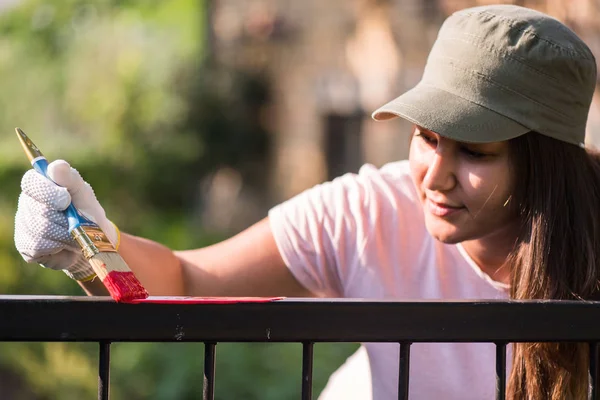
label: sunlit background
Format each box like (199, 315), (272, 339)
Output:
(0, 0), (598, 399)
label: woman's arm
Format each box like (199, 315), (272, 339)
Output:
(78, 217), (313, 297)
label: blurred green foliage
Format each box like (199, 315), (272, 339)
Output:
(0, 1), (356, 399)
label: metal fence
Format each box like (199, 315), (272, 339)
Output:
(2, 295), (600, 400)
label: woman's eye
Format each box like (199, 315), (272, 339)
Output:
(416, 133), (436, 144)
(461, 147), (487, 158)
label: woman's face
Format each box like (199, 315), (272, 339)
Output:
(409, 125), (517, 244)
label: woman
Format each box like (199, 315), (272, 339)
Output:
(14, 4), (599, 400)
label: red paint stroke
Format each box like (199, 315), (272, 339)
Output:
(126, 296), (286, 304)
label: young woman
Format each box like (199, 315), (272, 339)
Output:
(14, 4), (599, 400)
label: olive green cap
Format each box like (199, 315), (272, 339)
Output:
(372, 5), (597, 146)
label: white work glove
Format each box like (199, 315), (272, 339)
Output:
(14, 160), (119, 281)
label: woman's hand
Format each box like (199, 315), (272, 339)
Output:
(14, 160), (117, 281)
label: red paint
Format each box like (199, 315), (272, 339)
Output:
(102, 271), (149, 302)
(126, 296), (286, 304)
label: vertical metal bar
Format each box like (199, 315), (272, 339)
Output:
(302, 342), (314, 400)
(398, 342), (411, 400)
(591, 342), (599, 400)
(203, 342), (216, 400)
(98, 341), (111, 400)
(496, 342), (506, 400)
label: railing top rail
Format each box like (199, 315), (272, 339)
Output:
(2, 295), (600, 343)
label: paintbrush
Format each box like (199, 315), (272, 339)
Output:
(16, 127), (148, 302)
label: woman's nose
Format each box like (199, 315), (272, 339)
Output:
(422, 147), (457, 192)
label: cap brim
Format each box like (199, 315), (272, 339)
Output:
(372, 84), (530, 143)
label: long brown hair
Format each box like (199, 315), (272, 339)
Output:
(506, 132), (600, 399)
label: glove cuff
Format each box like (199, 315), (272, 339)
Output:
(96, 218), (119, 248)
(110, 221), (121, 250)
(63, 257), (96, 281)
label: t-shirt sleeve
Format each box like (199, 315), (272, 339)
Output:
(268, 164), (384, 297)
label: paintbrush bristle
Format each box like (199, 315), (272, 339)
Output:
(88, 252), (149, 302)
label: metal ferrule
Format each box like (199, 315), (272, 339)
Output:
(70, 227), (99, 260)
(80, 225), (117, 253)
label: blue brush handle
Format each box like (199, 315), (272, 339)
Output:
(31, 157), (97, 231)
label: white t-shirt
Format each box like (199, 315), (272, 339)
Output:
(268, 160), (510, 400)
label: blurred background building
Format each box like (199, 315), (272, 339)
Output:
(204, 0), (600, 233)
(0, 1), (598, 399)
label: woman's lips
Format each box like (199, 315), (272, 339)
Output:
(426, 198), (464, 217)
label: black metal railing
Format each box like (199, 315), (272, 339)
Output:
(2, 295), (600, 400)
